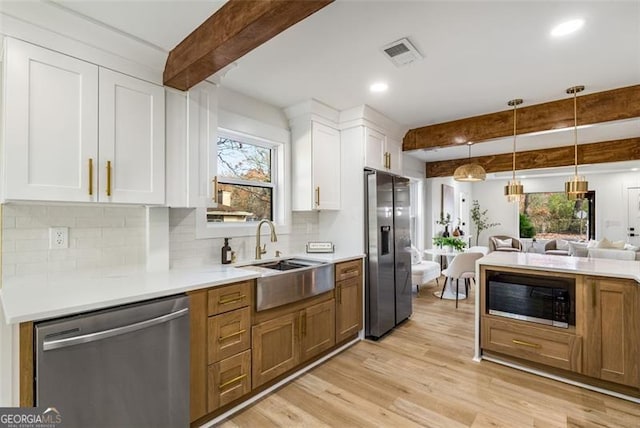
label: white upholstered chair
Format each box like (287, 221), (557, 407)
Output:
(411, 246), (440, 291)
(440, 252), (484, 308)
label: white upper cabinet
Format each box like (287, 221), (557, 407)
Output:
(364, 127), (403, 175)
(286, 100), (341, 211)
(310, 122), (340, 210)
(364, 127), (386, 171)
(3, 38), (99, 202)
(99, 68), (165, 204)
(165, 81), (218, 208)
(2, 38), (165, 204)
(386, 137), (403, 175)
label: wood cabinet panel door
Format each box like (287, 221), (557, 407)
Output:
(4, 38), (98, 202)
(252, 313), (299, 388)
(584, 277), (639, 387)
(336, 276), (363, 342)
(98, 68), (165, 204)
(301, 300), (336, 362)
(208, 307), (251, 364)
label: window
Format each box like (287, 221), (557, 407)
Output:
(208, 134), (276, 223)
(519, 191), (595, 240)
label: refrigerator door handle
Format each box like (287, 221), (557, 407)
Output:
(42, 307), (189, 351)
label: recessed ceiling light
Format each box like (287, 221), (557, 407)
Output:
(551, 19), (584, 37)
(370, 82), (388, 93)
(632, 168), (639, 172)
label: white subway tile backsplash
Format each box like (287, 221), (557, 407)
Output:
(2, 203), (146, 278)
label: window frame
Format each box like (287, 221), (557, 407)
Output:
(195, 127), (291, 239)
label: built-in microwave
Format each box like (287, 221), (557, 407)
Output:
(486, 271), (575, 328)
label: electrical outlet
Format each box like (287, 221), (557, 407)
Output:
(49, 227), (69, 249)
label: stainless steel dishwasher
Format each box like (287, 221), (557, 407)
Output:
(35, 294), (189, 428)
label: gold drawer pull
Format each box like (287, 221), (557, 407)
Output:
(218, 329), (246, 342)
(218, 294), (246, 305)
(219, 374), (247, 390)
(340, 269), (359, 277)
(512, 339), (541, 349)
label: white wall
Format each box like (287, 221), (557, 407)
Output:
(425, 177), (474, 245)
(471, 169), (640, 243)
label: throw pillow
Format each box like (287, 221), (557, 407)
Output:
(610, 240), (625, 250)
(596, 238), (612, 249)
(587, 239), (599, 248)
(568, 241), (588, 257)
(555, 239), (570, 251)
(495, 238), (513, 248)
(624, 243), (640, 251)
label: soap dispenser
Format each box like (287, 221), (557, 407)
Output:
(221, 238), (232, 264)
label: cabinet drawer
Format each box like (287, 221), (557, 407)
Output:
(208, 349), (251, 412)
(482, 317), (582, 372)
(335, 259), (362, 282)
(208, 281), (252, 315)
(208, 307), (251, 364)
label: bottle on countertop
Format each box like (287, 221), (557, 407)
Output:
(221, 238), (232, 264)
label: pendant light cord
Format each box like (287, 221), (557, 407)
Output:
(573, 89), (578, 177)
(512, 102), (517, 181)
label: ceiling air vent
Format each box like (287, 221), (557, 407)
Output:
(381, 38), (423, 67)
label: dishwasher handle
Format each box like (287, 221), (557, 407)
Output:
(43, 307), (189, 351)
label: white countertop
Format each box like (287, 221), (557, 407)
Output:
(1, 253), (364, 324)
(478, 252), (640, 282)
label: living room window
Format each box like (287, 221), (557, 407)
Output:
(208, 134), (275, 223)
(519, 191), (595, 240)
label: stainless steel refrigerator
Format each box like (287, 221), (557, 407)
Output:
(365, 170), (412, 339)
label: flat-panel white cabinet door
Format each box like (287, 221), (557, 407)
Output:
(3, 38), (98, 202)
(190, 82), (218, 208)
(312, 122), (340, 210)
(99, 68), (165, 204)
(364, 127), (386, 171)
(386, 137), (404, 175)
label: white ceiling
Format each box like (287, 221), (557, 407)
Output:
(11, 0), (640, 165)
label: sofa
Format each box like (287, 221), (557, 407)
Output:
(564, 239), (640, 260)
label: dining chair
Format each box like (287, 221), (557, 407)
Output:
(440, 252), (484, 308)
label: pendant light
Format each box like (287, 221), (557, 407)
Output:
(564, 85), (588, 200)
(504, 98), (524, 202)
(453, 142), (486, 182)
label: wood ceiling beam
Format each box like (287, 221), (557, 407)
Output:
(404, 85), (640, 151)
(164, 0), (334, 90)
(425, 137), (640, 178)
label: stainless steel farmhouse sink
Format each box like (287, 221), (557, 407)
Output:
(242, 258), (334, 311)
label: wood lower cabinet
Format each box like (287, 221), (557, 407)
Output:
(301, 300), (335, 362)
(335, 259), (363, 342)
(583, 277), (639, 387)
(482, 317), (582, 372)
(208, 307), (250, 363)
(252, 312), (299, 388)
(208, 350), (251, 411)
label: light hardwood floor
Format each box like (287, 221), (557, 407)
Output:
(219, 279), (640, 427)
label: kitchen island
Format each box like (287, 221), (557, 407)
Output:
(476, 252), (640, 402)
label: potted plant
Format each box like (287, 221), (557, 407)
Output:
(436, 212), (452, 237)
(433, 236), (467, 252)
(470, 200), (500, 246)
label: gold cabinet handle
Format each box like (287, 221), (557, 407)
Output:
(212, 176), (218, 202)
(218, 294), (246, 305)
(88, 158), (94, 196)
(387, 152), (391, 169)
(219, 374), (247, 390)
(315, 187), (320, 207)
(106, 160), (112, 196)
(512, 339), (541, 349)
(218, 329), (246, 342)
